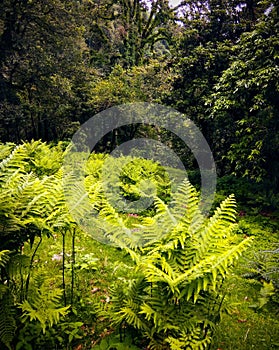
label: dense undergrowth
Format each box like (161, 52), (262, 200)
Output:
(0, 141), (278, 349)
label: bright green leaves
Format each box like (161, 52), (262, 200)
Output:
(0, 250), (10, 268)
(0, 140), (74, 252)
(18, 273), (70, 334)
(89, 62), (172, 114)
(101, 180), (252, 349)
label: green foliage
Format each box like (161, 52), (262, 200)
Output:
(257, 281), (276, 309)
(85, 0), (173, 68)
(0, 0), (88, 142)
(23, 140), (66, 177)
(0, 289), (16, 350)
(18, 272), (70, 334)
(0, 250), (16, 350)
(15, 320), (84, 350)
(0, 143), (15, 162)
(89, 62), (172, 115)
(119, 157), (171, 202)
(215, 175), (279, 215)
(0, 140), (278, 349)
(0, 141), (78, 347)
(0, 140), (74, 252)
(66, 253), (99, 271)
(0, 250), (10, 268)
(209, 1), (279, 183)
(81, 153), (172, 218)
(244, 245), (279, 310)
(94, 333), (141, 350)
(98, 180), (252, 349)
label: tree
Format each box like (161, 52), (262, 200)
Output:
(209, 1), (279, 186)
(84, 0), (174, 69)
(0, 0), (89, 142)
(175, 0), (266, 40)
(165, 0), (273, 176)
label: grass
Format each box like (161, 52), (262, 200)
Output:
(211, 267), (279, 349)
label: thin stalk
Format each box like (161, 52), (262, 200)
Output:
(62, 230), (66, 306)
(70, 226), (76, 305)
(19, 246), (25, 303)
(25, 236), (42, 299)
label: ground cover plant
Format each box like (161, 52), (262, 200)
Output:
(0, 141), (278, 349)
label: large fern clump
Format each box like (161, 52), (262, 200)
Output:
(98, 180), (253, 350)
(0, 141), (69, 251)
(0, 141), (74, 349)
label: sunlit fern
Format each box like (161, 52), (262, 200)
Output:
(97, 179), (253, 349)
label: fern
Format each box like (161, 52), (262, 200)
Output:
(0, 251), (15, 350)
(0, 144), (28, 183)
(18, 273), (70, 333)
(99, 179), (253, 349)
(0, 143), (15, 162)
(0, 141), (75, 347)
(0, 141), (77, 251)
(0, 250), (10, 268)
(0, 290), (16, 350)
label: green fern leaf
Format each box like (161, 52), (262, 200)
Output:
(0, 290), (16, 349)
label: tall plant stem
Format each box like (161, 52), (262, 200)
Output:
(25, 236), (42, 299)
(70, 226), (76, 306)
(62, 230), (66, 306)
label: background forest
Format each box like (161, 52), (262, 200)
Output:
(1, 0), (279, 186)
(0, 0), (279, 349)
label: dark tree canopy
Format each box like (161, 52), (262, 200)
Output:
(0, 0), (278, 187)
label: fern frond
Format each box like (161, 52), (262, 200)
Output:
(171, 179), (200, 224)
(0, 290), (16, 349)
(19, 273), (70, 333)
(0, 250), (10, 268)
(0, 143), (15, 162)
(189, 194), (237, 269)
(0, 144), (28, 180)
(118, 303), (145, 330)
